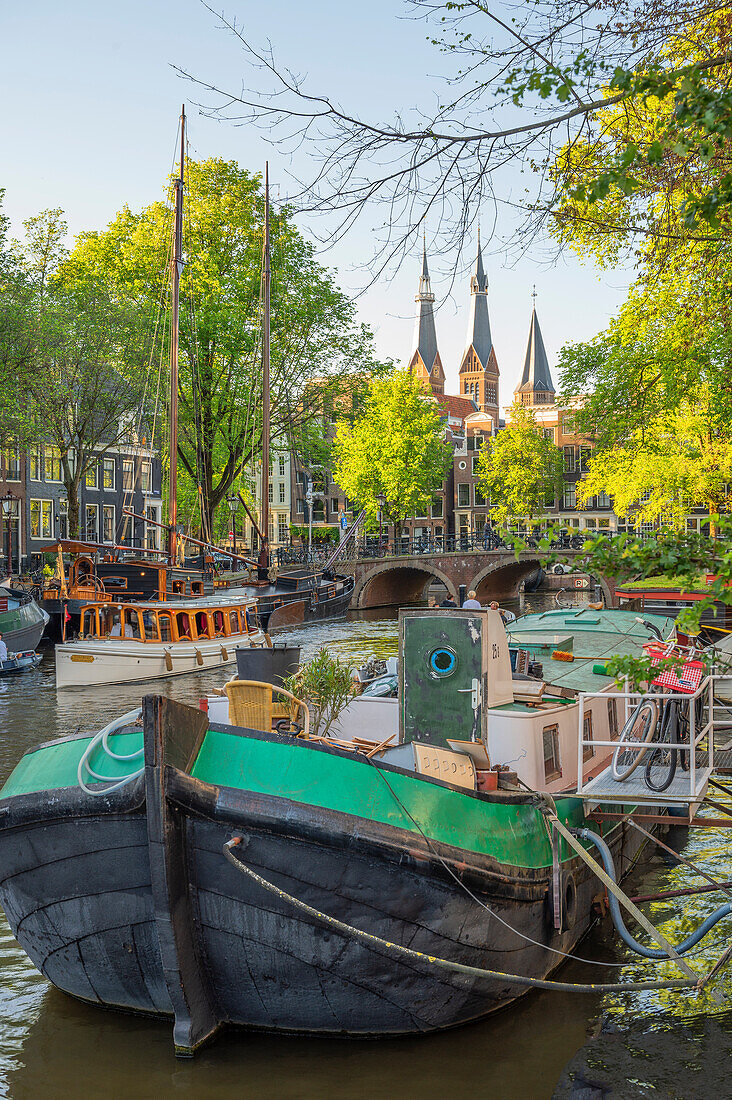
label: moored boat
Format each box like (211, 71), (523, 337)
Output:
(0, 608), (681, 1055)
(0, 652), (42, 676)
(54, 595), (265, 688)
(0, 582), (49, 652)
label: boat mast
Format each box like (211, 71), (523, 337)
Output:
(169, 104), (185, 566)
(261, 162), (271, 554)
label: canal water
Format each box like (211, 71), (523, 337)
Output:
(0, 592), (731, 1098)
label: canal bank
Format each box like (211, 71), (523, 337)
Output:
(0, 591), (729, 1098)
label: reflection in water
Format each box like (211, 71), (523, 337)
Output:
(0, 591), (729, 1097)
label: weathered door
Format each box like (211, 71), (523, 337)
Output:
(400, 611), (484, 746)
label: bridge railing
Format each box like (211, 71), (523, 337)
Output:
(276, 532), (587, 566)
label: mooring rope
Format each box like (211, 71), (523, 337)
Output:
(222, 839), (699, 995)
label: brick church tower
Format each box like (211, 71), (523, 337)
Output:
(408, 243), (445, 395)
(458, 230), (499, 427)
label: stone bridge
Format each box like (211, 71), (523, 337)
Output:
(341, 548), (615, 610)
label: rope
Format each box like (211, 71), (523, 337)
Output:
(77, 708), (143, 795)
(222, 840), (697, 995)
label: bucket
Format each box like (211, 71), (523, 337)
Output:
(235, 644), (301, 686)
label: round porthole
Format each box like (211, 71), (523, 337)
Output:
(429, 647), (457, 677)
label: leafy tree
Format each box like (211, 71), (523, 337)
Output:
(183, 2), (732, 263)
(63, 158), (389, 536)
(1, 210), (148, 537)
(579, 397), (732, 529)
(476, 402), (564, 527)
(332, 370), (452, 539)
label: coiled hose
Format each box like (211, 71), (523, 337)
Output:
(77, 708), (143, 795)
(572, 827), (732, 959)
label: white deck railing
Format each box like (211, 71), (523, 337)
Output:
(576, 676), (720, 805)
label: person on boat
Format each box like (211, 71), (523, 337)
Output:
(489, 600), (512, 624)
(110, 617), (133, 638)
(257, 538), (270, 582)
(440, 596), (457, 608)
(462, 590), (482, 609)
(0, 634), (7, 662)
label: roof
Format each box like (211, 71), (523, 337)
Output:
(462, 231), (494, 370)
(411, 243), (440, 372)
(515, 308), (555, 394)
(435, 394), (478, 421)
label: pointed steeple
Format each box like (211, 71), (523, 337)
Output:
(515, 294), (555, 406)
(409, 236), (444, 395)
(459, 228), (499, 419)
(463, 227), (493, 368)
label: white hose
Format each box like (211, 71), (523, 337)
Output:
(77, 708), (144, 795)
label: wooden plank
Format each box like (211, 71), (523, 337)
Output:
(143, 695), (221, 1057)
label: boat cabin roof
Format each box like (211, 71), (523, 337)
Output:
(79, 593), (257, 612)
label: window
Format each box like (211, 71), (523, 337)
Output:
(457, 484), (470, 507)
(543, 724), (562, 780)
(268, 482), (273, 503)
(86, 463), (98, 489)
(562, 484), (576, 509)
(583, 711), (594, 761)
(45, 445), (62, 482)
(279, 456), (285, 477)
(122, 459), (134, 490)
(431, 498), (443, 519)
(561, 415), (575, 435)
(563, 446), (575, 473)
(297, 497), (304, 514)
(30, 447), (41, 480)
(543, 427), (555, 441)
(30, 499), (53, 539)
(545, 489), (556, 508)
(278, 517), (289, 543)
(579, 447), (592, 473)
(140, 461), (152, 493)
(608, 698), (618, 741)
(279, 484), (286, 504)
(145, 506), (159, 551)
(103, 505), (115, 543)
(597, 491), (611, 509)
(472, 456), (480, 474)
(84, 504), (98, 541)
(474, 485), (486, 506)
(331, 497), (339, 512)
(486, 383), (497, 404)
(2, 440), (20, 481)
(103, 458), (115, 490)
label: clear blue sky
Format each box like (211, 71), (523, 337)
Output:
(1, 0), (634, 406)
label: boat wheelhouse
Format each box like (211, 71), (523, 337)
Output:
(55, 595), (264, 688)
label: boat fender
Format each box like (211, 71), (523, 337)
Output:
(547, 871), (577, 932)
(164, 650), (173, 671)
(221, 646), (229, 661)
(195, 648), (203, 666)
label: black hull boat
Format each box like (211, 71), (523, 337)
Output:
(0, 694), (651, 1054)
(253, 571), (355, 631)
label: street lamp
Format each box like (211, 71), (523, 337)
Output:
(377, 492), (387, 553)
(226, 492), (239, 558)
(1, 490), (17, 576)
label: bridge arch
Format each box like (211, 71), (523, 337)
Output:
(469, 557), (544, 603)
(352, 560), (459, 610)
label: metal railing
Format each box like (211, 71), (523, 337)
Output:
(276, 532), (586, 565)
(576, 677), (719, 804)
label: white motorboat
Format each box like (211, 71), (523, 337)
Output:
(55, 595), (265, 688)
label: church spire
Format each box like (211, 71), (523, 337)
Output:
(514, 293), (555, 406)
(409, 237), (444, 395)
(459, 228), (499, 420)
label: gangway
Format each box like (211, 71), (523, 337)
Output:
(577, 676), (720, 817)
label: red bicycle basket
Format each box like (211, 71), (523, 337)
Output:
(644, 644), (705, 694)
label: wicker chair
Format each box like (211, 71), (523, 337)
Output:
(224, 678), (310, 737)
